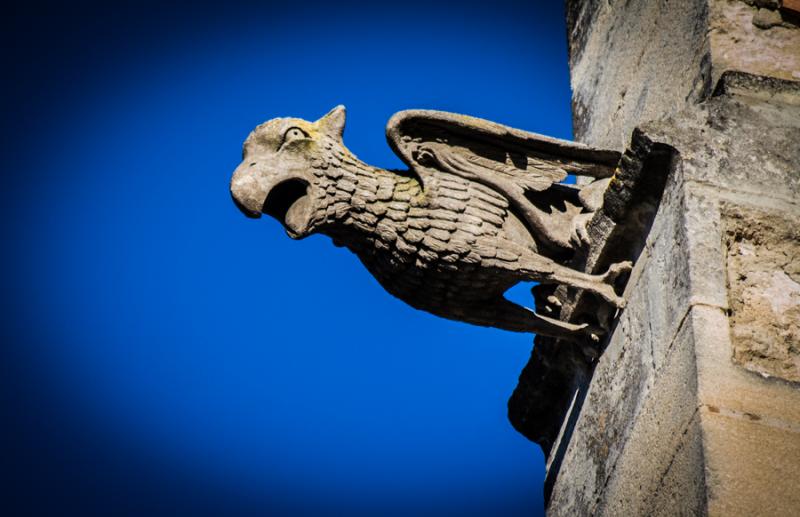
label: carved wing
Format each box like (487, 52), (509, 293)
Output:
(386, 110), (620, 187)
(386, 110), (621, 251)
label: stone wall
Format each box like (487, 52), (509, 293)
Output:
(566, 0), (712, 150)
(566, 0), (800, 150)
(546, 74), (800, 516)
(510, 1), (800, 514)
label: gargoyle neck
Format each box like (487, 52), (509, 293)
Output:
(315, 157), (421, 245)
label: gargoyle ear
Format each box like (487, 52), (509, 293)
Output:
(317, 105), (346, 139)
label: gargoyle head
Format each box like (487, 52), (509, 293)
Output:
(230, 105), (349, 239)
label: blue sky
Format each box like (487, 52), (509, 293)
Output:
(1, 2), (573, 515)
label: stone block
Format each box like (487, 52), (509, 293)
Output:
(701, 407), (800, 516)
(547, 246), (701, 514)
(567, 0), (800, 151)
(634, 235), (689, 372)
(642, 76), (800, 204)
(546, 301), (656, 514)
(545, 0), (800, 513)
(681, 185), (730, 310)
(598, 311), (700, 516)
(649, 414), (707, 517)
(566, 0), (711, 149)
(721, 203), (800, 383)
(710, 0), (800, 83)
(692, 304), (800, 432)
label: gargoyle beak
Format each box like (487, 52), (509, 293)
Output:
(230, 166), (265, 218)
(232, 195), (261, 218)
(230, 163), (313, 238)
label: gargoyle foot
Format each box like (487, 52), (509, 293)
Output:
(598, 261), (632, 308)
(569, 212), (594, 249)
(603, 260), (633, 284)
(516, 255), (632, 310)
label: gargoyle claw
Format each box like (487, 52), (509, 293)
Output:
(570, 212), (594, 249)
(593, 261), (632, 308)
(604, 260), (633, 283)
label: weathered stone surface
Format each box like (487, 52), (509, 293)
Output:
(711, 0), (800, 80)
(547, 295), (701, 516)
(537, 72), (800, 515)
(566, 0), (800, 151)
(524, 0), (800, 514)
(641, 73), (800, 203)
(598, 310), (700, 517)
(648, 414), (707, 517)
(566, 0), (711, 150)
(544, 296), (659, 513)
(701, 407), (800, 516)
(722, 204), (800, 383)
(752, 6), (783, 28)
(693, 303), (800, 431)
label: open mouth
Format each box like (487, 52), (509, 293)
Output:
(262, 178), (312, 237)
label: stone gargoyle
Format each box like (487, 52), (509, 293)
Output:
(230, 106), (631, 341)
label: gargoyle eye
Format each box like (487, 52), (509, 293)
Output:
(281, 127), (309, 148)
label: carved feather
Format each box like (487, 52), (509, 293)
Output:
(419, 141), (565, 193)
(386, 110), (621, 253)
